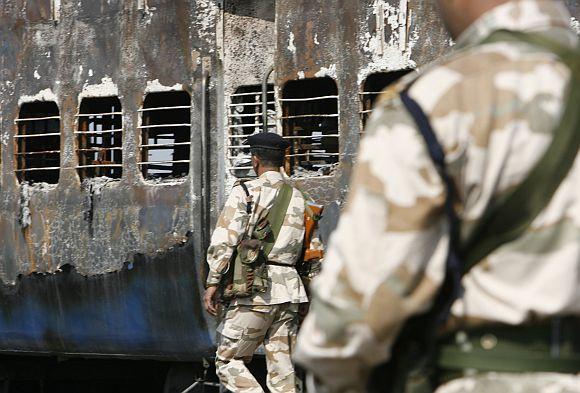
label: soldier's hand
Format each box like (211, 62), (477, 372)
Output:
(203, 286), (219, 316)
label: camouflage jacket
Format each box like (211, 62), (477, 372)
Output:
(295, 0), (579, 390)
(206, 170), (308, 305)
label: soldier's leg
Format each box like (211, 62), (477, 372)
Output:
(263, 303), (300, 393)
(215, 305), (274, 393)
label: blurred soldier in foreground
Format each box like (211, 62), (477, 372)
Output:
(295, 0), (580, 392)
(203, 133), (309, 392)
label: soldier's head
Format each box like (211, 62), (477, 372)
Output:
(436, 0), (512, 38)
(246, 133), (290, 175)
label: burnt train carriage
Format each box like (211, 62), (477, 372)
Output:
(2, 0), (578, 387)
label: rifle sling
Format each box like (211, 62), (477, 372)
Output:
(262, 183), (293, 258)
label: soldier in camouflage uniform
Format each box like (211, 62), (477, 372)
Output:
(204, 133), (308, 393)
(295, 0), (580, 392)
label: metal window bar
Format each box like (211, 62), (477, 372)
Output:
(75, 111), (123, 117)
(14, 115), (61, 122)
(16, 103), (62, 183)
(138, 105), (191, 112)
(228, 87), (275, 177)
(139, 95), (192, 179)
(14, 132), (61, 138)
(280, 83), (341, 176)
(76, 100), (123, 179)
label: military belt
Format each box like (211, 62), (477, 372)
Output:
(437, 317), (580, 376)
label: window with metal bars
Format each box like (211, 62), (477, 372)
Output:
(360, 70), (413, 129)
(228, 85), (275, 178)
(139, 91), (191, 180)
(76, 97), (123, 180)
(15, 101), (61, 184)
(281, 78), (340, 176)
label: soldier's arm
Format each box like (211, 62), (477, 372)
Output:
(205, 185), (250, 287)
(294, 96), (449, 391)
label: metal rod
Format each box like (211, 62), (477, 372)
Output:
(228, 102), (275, 108)
(139, 142), (191, 148)
(14, 132), (61, 138)
(14, 116), (61, 122)
(76, 164), (123, 168)
(77, 147), (123, 151)
(286, 152), (341, 157)
(230, 91), (274, 97)
(138, 160), (191, 165)
(14, 166), (61, 172)
(15, 150), (61, 155)
(278, 95), (338, 102)
(229, 124), (264, 129)
(74, 129), (123, 134)
(262, 65), (274, 133)
(228, 112), (265, 118)
(279, 114), (339, 120)
(137, 123), (191, 129)
(201, 69), (211, 252)
(75, 111), (123, 117)
(282, 134), (340, 139)
(137, 105), (191, 112)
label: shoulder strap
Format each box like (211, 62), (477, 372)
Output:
(459, 30), (580, 272)
(262, 183), (293, 257)
(400, 30), (580, 281)
(237, 180), (253, 214)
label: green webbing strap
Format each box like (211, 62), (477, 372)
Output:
(461, 30), (580, 274)
(262, 183), (293, 257)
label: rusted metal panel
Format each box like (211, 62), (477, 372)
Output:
(0, 0), (219, 358)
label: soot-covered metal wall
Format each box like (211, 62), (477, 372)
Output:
(0, 0), (220, 359)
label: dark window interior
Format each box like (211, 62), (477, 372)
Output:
(360, 70), (413, 128)
(140, 91), (191, 180)
(77, 97), (123, 180)
(281, 78), (339, 176)
(16, 101), (61, 184)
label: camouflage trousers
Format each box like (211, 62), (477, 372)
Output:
(435, 372), (580, 393)
(215, 303), (300, 393)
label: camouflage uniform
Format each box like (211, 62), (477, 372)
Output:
(207, 170), (308, 392)
(295, 1), (580, 392)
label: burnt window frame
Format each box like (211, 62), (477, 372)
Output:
(280, 77), (340, 177)
(138, 90), (192, 181)
(76, 96), (124, 180)
(14, 101), (61, 184)
(359, 69), (414, 130)
(227, 84), (276, 178)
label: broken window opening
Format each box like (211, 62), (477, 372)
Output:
(15, 101), (61, 184)
(360, 70), (413, 129)
(139, 91), (191, 180)
(228, 85), (276, 178)
(281, 78), (340, 177)
(76, 96), (123, 180)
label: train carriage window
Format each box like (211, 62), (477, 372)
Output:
(281, 78), (340, 177)
(139, 91), (191, 180)
(15, 101), (61, 184)
(76, 97), (123, 180)
(360, 70), (413, 129)
(228, 85), (275, 178)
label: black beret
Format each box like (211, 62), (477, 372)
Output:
(246, 132), (290, 151)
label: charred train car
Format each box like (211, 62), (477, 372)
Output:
(1, 0), (578, 381)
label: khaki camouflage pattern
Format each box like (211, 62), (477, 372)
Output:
(216, 303), (299, 393)
(295, 1), (580, 391)
(436, 373), (580, 393)
(206, 170), (308, 305)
